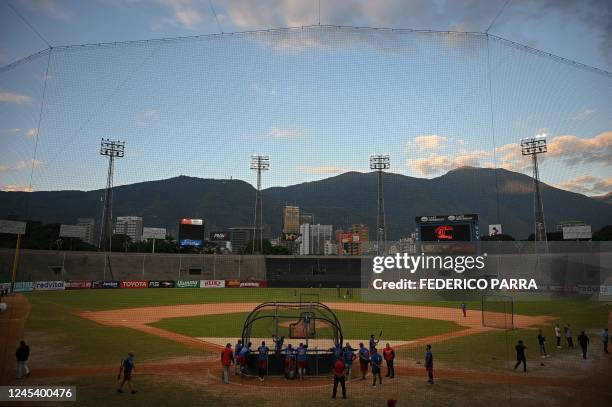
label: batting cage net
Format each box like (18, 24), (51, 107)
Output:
(481, 294), (514, 329)
(240, 301), (343, 376)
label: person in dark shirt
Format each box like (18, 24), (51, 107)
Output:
(117, 352), (136, 394)
(577, 331), (590, 360)
(537, 329), (548, 358)
(331, 357), (347, 399)
(15, 341), (30, 379)
(514, 340), (527, 372)
(382, 343), (395, 378)
(425, 344), (434, 384)
(257, 341), (269, 381)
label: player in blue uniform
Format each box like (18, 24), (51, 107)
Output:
(257, 341), (269, 381)
(234, 339), (243, 375)
(117, 352), (136, 394)
(296, 343), (308, 380)
(369, 334), (379, 353)
(284, 344), (296, 378)
(238, 342), (251, 376)
(370, 348), (383, 386)
(343, 343), (356, 380)
(358, 342), (370, 380)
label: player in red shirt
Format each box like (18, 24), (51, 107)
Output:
(220, 343), (234, 384)
(382, 343), (395, 378)
(331, 357), (347, 399)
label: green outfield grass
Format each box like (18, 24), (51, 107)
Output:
(150, 310), (464, 341)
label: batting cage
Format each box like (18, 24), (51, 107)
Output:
(240, 301), (343, 376)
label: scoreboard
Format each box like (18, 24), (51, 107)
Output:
(178, 218), (205, 247)
(415, 214), (480, 254)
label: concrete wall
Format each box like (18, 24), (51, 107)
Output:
(0, 249), (266, 282)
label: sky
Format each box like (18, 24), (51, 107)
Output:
(0, 0), (611, 197)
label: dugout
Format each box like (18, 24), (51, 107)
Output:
(240, 301), (343, 376)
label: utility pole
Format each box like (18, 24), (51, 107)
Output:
(370, 154), (390, 255)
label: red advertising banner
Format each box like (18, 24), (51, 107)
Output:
(65, 281), (92, 289)
(225, 280), (268, 288)
(120, 281), (148, 289)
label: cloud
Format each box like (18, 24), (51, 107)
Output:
(269, 127), (302, 139)
(0, 159), (42, 172)
(407, 135), (448, 151)
(26, 128), (38, 138)
(408, 149), (491, 176)
(250, 82), (277, 95)
(0, 90), (31, 104)
(555, 175), (612, 196)
(159, 0), (203, 29)
(572, 108), (596, 120)
(494, 131), (612, 171)
(547, 132), (612, 166)
(3, 184), (34, 192)
(17, 0), (74, 20)
(297, 165), (356, 174)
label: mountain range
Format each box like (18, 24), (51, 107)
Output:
(1, 167), (610, 240)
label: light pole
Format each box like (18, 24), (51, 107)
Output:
(250, 155), (269, 254)
(98, 138), (124, 254)
(520, 134), (547, 245)
(370, 154), (390, 255)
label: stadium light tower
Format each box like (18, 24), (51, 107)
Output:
(98, 138), (125, 253)
(370, 154), (390, 255)
(520, 134), (547, 245)
(250, 155), (269, 254)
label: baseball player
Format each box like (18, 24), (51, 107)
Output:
(564, 324), (574, 348)
(296, 343), (308, 380)
(382, 343), (395, 378)
(369, 334), (379, 353)
(331, 356), (347, 399)
(537, 329), (548, 358)
(117, 352), (136, 394)
(343, 343), (356, 380)
(235, 339), (243, 375)
(284, 344), (296, 379)
(370, 348), (383, 387)
(460, 303), (467, 317)
(513, 340), (527, 372)
(554, 324), (562, 349)
(221, 343), (234, 384)
(330, 343), (343, 360)
(578, 331), (590, 359)
(238, 341), (252, 376)
(425, 345), (434, 384)
(272, 335), (284, 355)
(358, 342), (370, 380)
(257, 341), (269, 381)
(601, 328), (609, 354)
(15, 341), (30, 379)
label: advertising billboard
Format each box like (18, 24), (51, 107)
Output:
(0, 219), (26, 235)
(179, 218), (204, 246)
(176, 280), (200, 288)
(59, 224), (87, 239)
(562, 225), (592, 240)
(209, 231), (230, 241)
(120, 281), (148, 289)
(142, 227), (166, 240)
(34, 281), (66, 291)
(200, 279), (226, 288)
(488, 224), (503, 236)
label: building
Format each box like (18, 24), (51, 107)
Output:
(228, 225), (271, 253)
(114, 216), (144, 243)
(335, 224), (369, 255)
(299, 224), (333, 255)
(76, 218), (95, 245)
(299, 212), (314, 226)
(282, 205), (300, 235)
(324, 240), (337, 256)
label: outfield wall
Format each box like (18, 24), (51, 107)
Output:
(1, 246), (610, 290)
